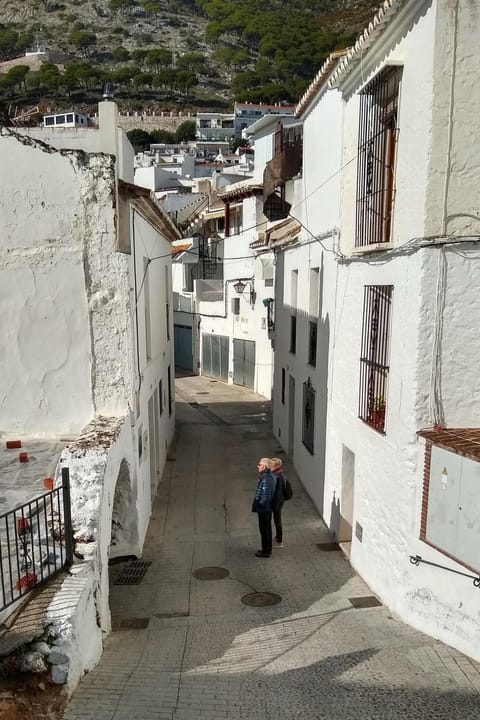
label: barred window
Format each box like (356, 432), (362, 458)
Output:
(356, 66), (402, 247)
(302, 379), (315, 454)
(358, 286), (393, 433)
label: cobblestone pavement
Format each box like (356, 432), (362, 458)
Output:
(63, 376), (480, 720)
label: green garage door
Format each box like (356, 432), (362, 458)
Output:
(233, 339), (255, 389)
(202, 333), (229, 382)
(174, 324), (193, 371)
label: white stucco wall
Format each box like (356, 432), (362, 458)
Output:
(0, 130), (132, 435)
(130, 210), (176, 529)
(272, 0), (480, 662)
(322, 0), (480, 661)
(272, 85), (343, 513)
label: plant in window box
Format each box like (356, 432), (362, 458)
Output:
(371, 396), (386, 429)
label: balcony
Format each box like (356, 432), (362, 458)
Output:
(263, 140), (302, 221)
(263, 141), (302, 197)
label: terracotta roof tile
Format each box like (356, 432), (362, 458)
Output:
(417, 427), (480, 463)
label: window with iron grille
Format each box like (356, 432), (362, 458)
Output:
(308, 321), (317, 367)
(356, 66), (402, 248)
(358, 285), (393, 433)
(302, 380), (315, 454)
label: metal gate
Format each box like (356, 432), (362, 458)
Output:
(174, 324), (193, 371)
(233, 339), (256, 389)
(202, 333), (229, 382)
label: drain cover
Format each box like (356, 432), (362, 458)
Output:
(192, 566), (230, 581)
(316, 543), (341, 551)
(113, 560), (151, 585)
(115, 617), (150, 630)
(196, 392), (209, 395)
(241, 592), (282, 607)
(349, 595), (382, 609)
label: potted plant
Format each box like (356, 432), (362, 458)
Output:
(371, 396), (386, 430)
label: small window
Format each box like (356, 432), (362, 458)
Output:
(137, 424), (143, 460)
(281, 368), (286, 404)
(55, 115), (65, 124)
(302, 380), (315, 454)
(66, 114), (74, 123)
(159, 380), (163, 416)
(44, 116), (54, 126)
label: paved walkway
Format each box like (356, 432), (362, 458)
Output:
(63, 375), (480, 720)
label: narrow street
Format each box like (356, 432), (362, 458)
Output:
(63, 376), (480, 720)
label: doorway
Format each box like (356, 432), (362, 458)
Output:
(288, 374), (295, 456)
(233, 339), (255, 389)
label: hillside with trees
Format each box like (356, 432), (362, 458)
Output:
(0, 0), (380, 117)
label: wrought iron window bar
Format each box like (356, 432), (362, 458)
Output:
(409, 554), (480, 589)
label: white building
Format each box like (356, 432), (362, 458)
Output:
(0, 101), (181, 687)
(272, 0), (480, 662)
(196, 112), (235, 142)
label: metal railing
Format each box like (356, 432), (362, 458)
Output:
(0, 467), (73, 612)
(409, 554), (480, 589)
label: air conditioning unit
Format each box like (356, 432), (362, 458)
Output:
(231, 297), (240, 315)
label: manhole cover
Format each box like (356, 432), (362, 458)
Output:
(349, 596), (382, 609)
(241, 592), (282, 607)
(113, 560), (151, 585)
(115, 617), (150, 630)
(192, 566), (230, 581)
(316, 543), (341, 551)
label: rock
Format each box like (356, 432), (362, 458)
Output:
(47, 646), (68, 665)
(17, 651), (47, 674)
(31, 642), (50, 656)
(51, 664), (68, 685)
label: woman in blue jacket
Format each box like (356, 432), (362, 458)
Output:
(252, 458), (276, 557)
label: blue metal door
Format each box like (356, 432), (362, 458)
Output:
(174, 324), (193, 371)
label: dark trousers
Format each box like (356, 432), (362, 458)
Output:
(258, 512), (272, 554)
(273, 508), (283, 543)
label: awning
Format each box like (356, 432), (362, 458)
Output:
(266, 218), (301, 248)
(417, 427), (480, 463)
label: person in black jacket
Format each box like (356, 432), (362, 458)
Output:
(271, 458), (286, 547)
(252, 458), (276, 557)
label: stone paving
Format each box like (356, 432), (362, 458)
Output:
(63, 375), (480, 720)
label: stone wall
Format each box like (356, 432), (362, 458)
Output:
(101, 111), (197, 134)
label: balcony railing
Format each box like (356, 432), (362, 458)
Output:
(0, 467), (73, 612)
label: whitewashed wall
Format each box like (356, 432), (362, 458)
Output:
(130, 210), (176, 531)
(272, 87), (344, 513)
(0, 130), (131, 435)
(324, 0), (480, 661)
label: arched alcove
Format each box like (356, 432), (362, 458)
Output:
(110, 459), (138, 558)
